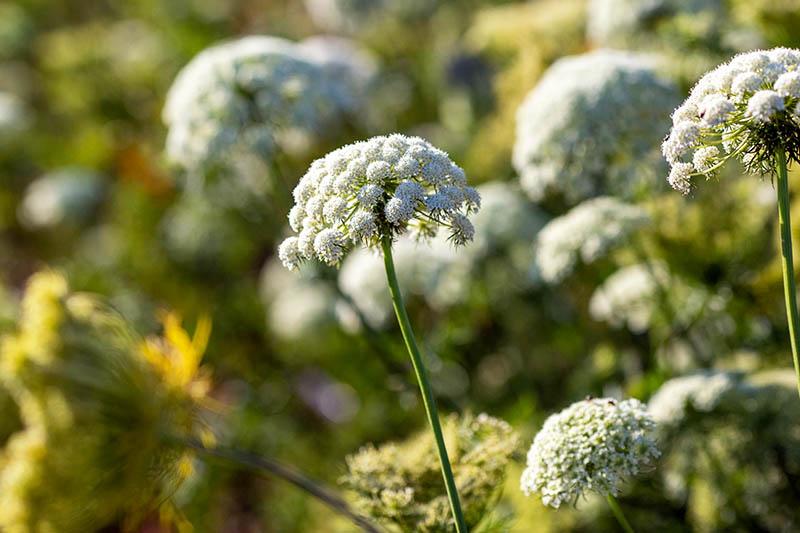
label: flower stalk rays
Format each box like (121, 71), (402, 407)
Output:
(279, 134), (480, 531)
(663, 48), (800, 398)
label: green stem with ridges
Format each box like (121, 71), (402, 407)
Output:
(606, 494), (635, 533)
(380, 236), (468, 533)
(775, 148), (800, 399)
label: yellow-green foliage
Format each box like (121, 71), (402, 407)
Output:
(340, 413), (519, 533)
(463, 0), (587, 181)
(0, 272), (209, 533)
(731, 0), (800, 48)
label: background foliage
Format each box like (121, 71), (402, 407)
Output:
(1, 0), (800, 531)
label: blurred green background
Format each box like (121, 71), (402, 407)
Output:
(2, 0), (800, 531)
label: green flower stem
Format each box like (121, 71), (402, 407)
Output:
(605, 494), (635, 533)
(775, 148), (800, 399)
(184, 439), (381, 533)
(380, 236), (468, 533)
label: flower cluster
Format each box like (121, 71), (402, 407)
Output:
(340, 413), (519, 532)
(520, 398), (660, 508)
(589, 262), (714, 334)
(336, 181), (546, 323)
(163, 36), (366, 176)
(0, 272), (211, 532)
(278, 134), (480, 270)
(647, 371), (739, 426)
(297, 35), (378, 91)
(649, 370), (800, 530)
(663, 48), (800, 193)
(513, 50), (678, 205)
(532, 197), (649, 284)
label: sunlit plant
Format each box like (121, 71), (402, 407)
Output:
(0, 272), (381, 532)
(514, 50), (678, 206)
(341, 413), (519, 532)
(663, 47), (800, 397)
(279, 133), (481, 532)
(0, 272), (212, 531)
(532, 197), (649, 284)
(521, 398), (659, 532)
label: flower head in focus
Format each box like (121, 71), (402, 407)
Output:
(340, 413), (519, 532)
(520, 398), (659, 508)
(532, 197), (649, 284)
(278, 134), (480, 270)
(663, 48), (800, 193)
(513, 50), (679, 205)
(0, 272), (212, 532)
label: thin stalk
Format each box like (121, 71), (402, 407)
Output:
(605, 494), (635, 533)
(183, 439), (381, 533)
(380, 236), (468, 533)
(775, 148), (800, 399)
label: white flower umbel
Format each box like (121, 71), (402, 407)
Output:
(521, 398), (659, 509)
(163, 36), (362, 175)
(278, 134), (480, 269)
(280, 135), (477, 532)
(513, 50), (678, 205)
(663, 47), (800, 399)
(663, 48), (800, 189)
(339, 181), (548, 321)
(532, 197), (648, 284)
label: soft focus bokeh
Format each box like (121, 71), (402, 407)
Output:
(2, 0), (800, 531)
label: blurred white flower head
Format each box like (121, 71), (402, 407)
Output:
(0, 92), (28, 135)
(18, 168), (104, 230)
(521, 398), (659, 508)
(532, 197), (648, 284)
(259, 259), (345, 341)
(513, 49), (678, 205)
(648, 371), (739, 426)
(589, 262), (715, 334)
(663, 48), (800, 192)
(163, 36), (366, 176)
(278, 134), (480, 270)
